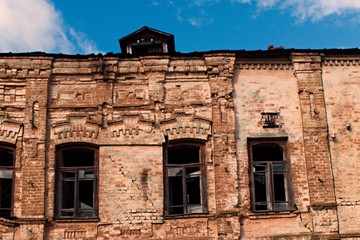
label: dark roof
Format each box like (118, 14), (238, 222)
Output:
(118, 26), (175, 54)
(1, 48), (360, 59)
(119, 26), (173, 41)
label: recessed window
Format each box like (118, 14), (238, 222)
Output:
(0, 146), (14, 219)
(248, 138), (293, 212)
(131, 42), (165, 55)
(164, 142), (207, 215)
(55, 145), (98, 219)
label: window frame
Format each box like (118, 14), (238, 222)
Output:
(163, 140), (208, 216)
(0, 144), (15, 219)
(55, 144), (99, 219)
(248, 137), (294, 213)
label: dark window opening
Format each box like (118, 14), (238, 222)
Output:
(164, 143), (207, 215)
(131, 43), (164, 55)
(168, 145), (200, 164)
(249, 140), (292, 212)
(148, 43), (164, 53)
(0, 146), (14, 219)
(62, 149), (95, 167)
(56, 146), (98, 219)
(31, 101), (39, 129)
(252, 143), (283, 161)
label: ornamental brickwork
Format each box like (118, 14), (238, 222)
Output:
(0, 44), (359, 239)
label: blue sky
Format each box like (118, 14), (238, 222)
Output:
(1, 0), (360, 54)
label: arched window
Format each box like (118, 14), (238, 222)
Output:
(0, 145), (14, 218)
(164, 141), (207, 215)
(248, 138), (293, 212)
(55, 145), (98, 218)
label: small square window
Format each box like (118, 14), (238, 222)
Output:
(55, 145), (98, 219)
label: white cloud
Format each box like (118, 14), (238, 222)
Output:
(171, 0), (360, 28)
(190, 0), (221, 7)
(69, 28), (101, 54)
(188, 16), (214, 27)
(238, 0), (360, 22)
(0, 0), (100, 54)
(231, 0), (251, 3)
(176, 8), (184, 22)
(173, 2), (215, 28)
(257, 0), (277, 9)
(150, 0), (160, 6)
(280, 0), (360, 22)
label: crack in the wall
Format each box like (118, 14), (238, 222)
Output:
(108, 155), (158, 213)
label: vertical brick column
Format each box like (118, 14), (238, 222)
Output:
(292, 53), (338, 236)
(20, 57), (53, 239)
(205, 53), (240, 239)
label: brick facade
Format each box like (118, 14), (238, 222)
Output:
(0, 48), (359, 239)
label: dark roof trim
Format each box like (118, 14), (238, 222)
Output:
(1, 48), (360, 58)
(119, 26), (173, 41)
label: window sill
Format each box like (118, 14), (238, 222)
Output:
(53, 217), (100, 223)
(248, 210), (298, 219)
(164, 213), (211, 220)
(0, 217), (19, 227)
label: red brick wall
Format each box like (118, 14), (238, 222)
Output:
(0, 51), (359, 239)
(0, 53), (240, 239)
(323, 57), (360, 237)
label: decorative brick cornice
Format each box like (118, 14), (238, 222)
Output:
(323, 58), (360, 67)
(236, 62), (292, 70)
(160, 113), (211, 141)
(338, 200), (360, 206)
(0, 116), (22, 144)
(108, 114), (154, 137)
(51, 114), (101, 143)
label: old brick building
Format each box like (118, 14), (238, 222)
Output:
(0, 27), (359, 239)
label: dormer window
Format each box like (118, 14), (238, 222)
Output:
(119, 26), (175, 55)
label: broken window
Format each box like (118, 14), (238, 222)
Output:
(0, 146), (14, 218)
(164, 142), (207, 215)
(56, 145), (98, 219)
(248, 138), (293, 212)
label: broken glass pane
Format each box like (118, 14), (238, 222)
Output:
(79, 179), (94, 209)
(273, 163), (285, 173)
(79, 209), (94, 217)
(79, 170), (94, 179)
(168, 176), (183, 214)
(274, 173), (287, 203)
(253, 164), (266, 173)
(0, 170), (13, 179)
(0, 178), (12, 214)
(186, 167), (201, 205)
(61, 179), (74, 209)
(254, 173), (267, 203)
(168, 167), (182, 177)
(187, 204), (203, 214)
(60, 210), (73, 217)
